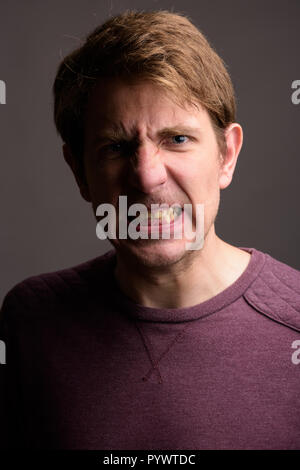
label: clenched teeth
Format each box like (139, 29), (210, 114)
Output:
(139, 206), (182, 224)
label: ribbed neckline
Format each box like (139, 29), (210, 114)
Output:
(106, 246), (266, 323)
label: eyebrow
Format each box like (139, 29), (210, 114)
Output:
(159, 126), (202, 138)
(92, 125), (202, 146)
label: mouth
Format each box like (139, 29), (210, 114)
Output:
(127, 205), (183, 227)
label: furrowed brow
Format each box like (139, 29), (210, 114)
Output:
(93, 128), (130, 145)
(92, 124), (201, 146)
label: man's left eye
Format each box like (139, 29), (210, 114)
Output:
(170, 135), (189, 144)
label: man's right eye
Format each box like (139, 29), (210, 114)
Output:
(100, 141), (125, 157)
(106, 142), (122, 152)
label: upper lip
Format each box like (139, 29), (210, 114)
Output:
(126, 203), (183, 210)
(125, 206), (183, 221)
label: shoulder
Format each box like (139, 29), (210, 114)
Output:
(0, 249), (116, 320)
(244, 249), (300, 332)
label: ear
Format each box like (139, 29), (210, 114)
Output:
(62, 143), (91, 202)
(218, 123), (243, 190)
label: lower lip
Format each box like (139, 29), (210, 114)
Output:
(135, 211), (184, 235)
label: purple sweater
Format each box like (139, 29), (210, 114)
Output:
(0, 246), (300, 450)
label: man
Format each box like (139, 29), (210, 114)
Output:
(1, 9), (300, 450)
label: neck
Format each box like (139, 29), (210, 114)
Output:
(114, 227), (251, 309)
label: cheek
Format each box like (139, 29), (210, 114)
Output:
(173, 157), (220, 201)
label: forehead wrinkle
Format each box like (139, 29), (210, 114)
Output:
(93, 120), (139, 143)
(94, 117), (202, 144)
(90, 83), (204, 144)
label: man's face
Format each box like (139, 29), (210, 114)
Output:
(78, 77), (229, 267)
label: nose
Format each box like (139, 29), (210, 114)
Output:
(127, 140), (168, 193)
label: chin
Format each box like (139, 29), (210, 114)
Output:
(111, 237), (190, 268)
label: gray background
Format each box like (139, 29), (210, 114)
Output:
(0, 0), (299, 305)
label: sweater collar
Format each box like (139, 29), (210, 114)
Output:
(107, 246), (266, 323)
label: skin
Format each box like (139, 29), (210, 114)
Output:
(63, 77), (251, 308)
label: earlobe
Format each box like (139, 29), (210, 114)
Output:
(62, 143), (92, 202)
(219, 123), (243, 190)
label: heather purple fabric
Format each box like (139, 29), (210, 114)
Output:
(0, 246), (300, 450)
